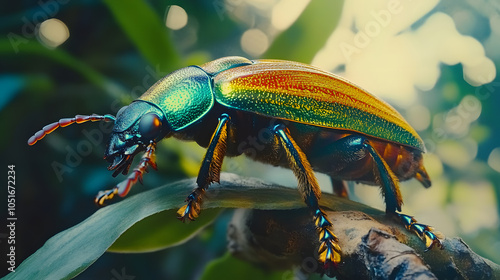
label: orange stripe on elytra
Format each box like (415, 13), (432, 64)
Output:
(227, 69), (412, 136)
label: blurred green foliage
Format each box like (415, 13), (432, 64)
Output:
(1, 0), (499, 279)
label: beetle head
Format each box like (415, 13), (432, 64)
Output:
(105, 100), (170, 176)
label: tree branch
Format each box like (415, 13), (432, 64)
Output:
(226, 204), (500, 279)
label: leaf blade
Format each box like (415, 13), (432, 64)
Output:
(4, 174), (377, 279)
(264, 0), (344, 63)
(108, 208), (221, 253)
(200, 252), (285, 280)
(102, 0), (181, 72)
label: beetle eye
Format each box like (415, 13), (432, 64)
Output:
(138, 113), (162, 141)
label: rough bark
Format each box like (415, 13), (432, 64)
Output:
(227, 208), (500, 280)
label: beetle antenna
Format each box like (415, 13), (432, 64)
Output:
(28, 114), (116, 146)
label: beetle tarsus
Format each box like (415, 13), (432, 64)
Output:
(316, 209), (341, 277)
(177, 189), (204, 221)
(397, 213), (444, 250)
(95, 187), (118, 206)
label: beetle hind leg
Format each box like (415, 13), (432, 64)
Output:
(313, 135), (403, 213)
(274, 124), (341, 276)
(320, 135), (443, 251)
(361, 139), (444, 250)
(178, 114), (230, 222)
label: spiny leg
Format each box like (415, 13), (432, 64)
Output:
(273, 124), (341, 277)
(397, 214), (443, 250)
(95, 141), (157, 205)
(177, 114), (230, 221)
(315, 134), (442, 251)
(361, 138), (443, 250)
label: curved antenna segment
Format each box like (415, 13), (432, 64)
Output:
(28, 114), (115, 145)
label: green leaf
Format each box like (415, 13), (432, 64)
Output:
(200, 252), (286, 280)
(103, 0), (181, 72)
(264, 0), (344, 63)
(4, 174), (377, 280)
(108, 208), (221, 253)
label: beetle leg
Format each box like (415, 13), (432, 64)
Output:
(95, 141), (157, 205)
(321, 135), (443, 250)
(314, 135), (402, 212)
(330, 178), (349, 198)
(362, 139), (403, 213)
(361, 139), (444, 248)
(273, 124), (341, 277)
(178, 114), (230, 222)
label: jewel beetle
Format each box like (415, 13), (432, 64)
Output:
(28, 56), (443, 276)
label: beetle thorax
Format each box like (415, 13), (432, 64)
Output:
(138, 66), (215, 131)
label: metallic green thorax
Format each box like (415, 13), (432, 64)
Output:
(138, 67), (214, 131)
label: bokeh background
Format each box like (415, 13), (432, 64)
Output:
(1, 0), (499, 279)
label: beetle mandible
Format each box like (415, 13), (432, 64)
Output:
(28, 56), (443, 276)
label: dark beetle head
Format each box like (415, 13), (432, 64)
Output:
(105, 100), (170, 176)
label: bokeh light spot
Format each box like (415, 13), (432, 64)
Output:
(241, 28), (269, 57)
(37, 18), (69, 48)
(166, 5), (188, 30)
(487, 147), (500, 173)
(436, 139), (477, 169)
(407, 104), (431, 131)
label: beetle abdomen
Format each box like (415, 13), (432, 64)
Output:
(213, 60), (424, 151)
(288, 123), (428, 186)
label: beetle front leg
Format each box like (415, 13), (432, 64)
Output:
(95, 141), (157, 205)
(177, 114), (230, 221)
(273, 124), (341, 277)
